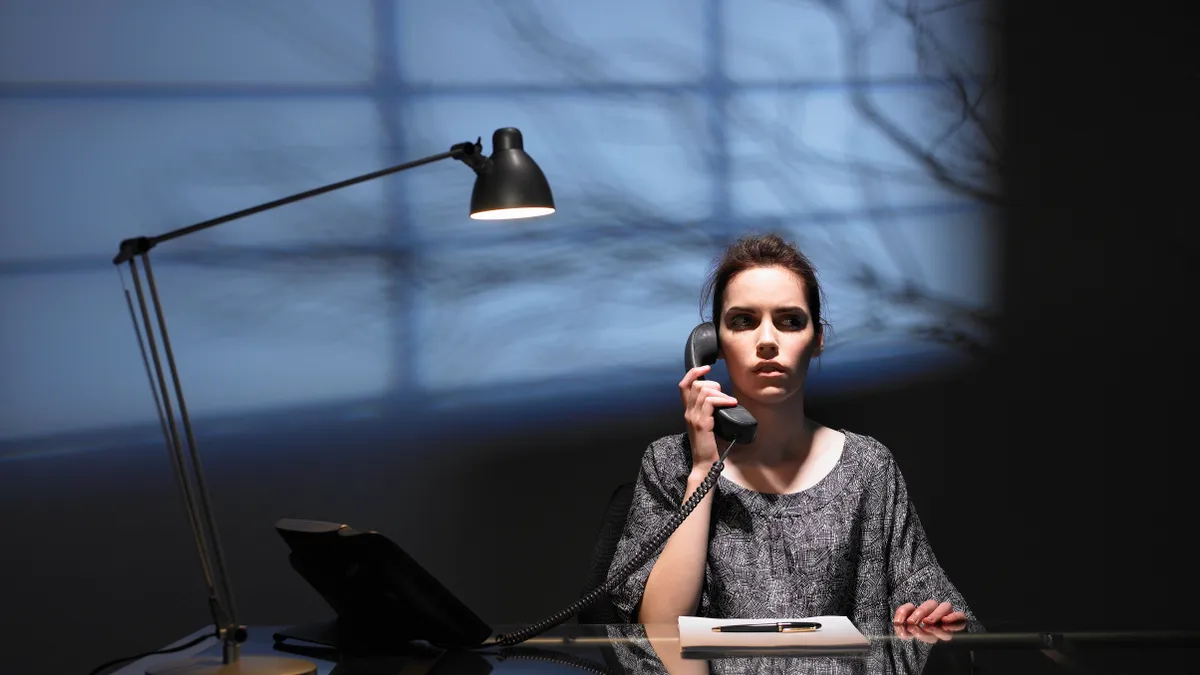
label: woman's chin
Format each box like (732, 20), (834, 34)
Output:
(741, 385), (797, 405)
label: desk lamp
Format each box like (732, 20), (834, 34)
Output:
(110, 128), (554, 675)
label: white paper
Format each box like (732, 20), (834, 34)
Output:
(677, 615), (870, 653)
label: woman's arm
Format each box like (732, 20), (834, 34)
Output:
(637, 464), (717, 623)
(606, 437), (722, 623)
(881, 450), (973, 624)
(609, 365), (738, 623)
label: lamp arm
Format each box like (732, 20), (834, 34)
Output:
(107, 134), (485, 669)
(113, 138), (486, 265)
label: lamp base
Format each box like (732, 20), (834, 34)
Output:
(145, 655), (317, 675)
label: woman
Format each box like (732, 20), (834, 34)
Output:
(607, 233), (972, 629)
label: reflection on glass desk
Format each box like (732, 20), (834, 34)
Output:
(113, 620), (1200, 675)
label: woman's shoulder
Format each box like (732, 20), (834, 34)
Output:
(840, 428), (901, 473)
(642, 432), (691, 470)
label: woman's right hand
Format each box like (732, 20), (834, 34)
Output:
(679, 364), (739, 472)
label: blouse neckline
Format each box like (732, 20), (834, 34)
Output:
(714, 429), (863, 517)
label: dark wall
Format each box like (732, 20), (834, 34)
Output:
(989, 0), (1198, 626)
(1, 364), (1000, 675)
(6, 351), (1186, 675)
(4, 3), (1199, 675)
(0, 412), (652, 675)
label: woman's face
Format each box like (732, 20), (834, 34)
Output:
(718, 265), (822, 405)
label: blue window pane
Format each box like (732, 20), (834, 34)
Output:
(0, 0), (374, 84)
(397, 0), (706, 85)
(723, 0), (845, 82)
(723, 0), (991, 82)
(395, 94), (715, 243)
(411, 236), (715, 394)
(0, 100), (391, 263)
(0, 264), (393, 442)
(408, 207), (995, 400)
(727, 86), (991, 218)
(765, 206), (998, 361)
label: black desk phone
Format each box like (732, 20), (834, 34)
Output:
(275, 323), (758, 652)
(683, 321), (759, 444)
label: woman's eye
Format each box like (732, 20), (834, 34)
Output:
(730, 315), (752, 328)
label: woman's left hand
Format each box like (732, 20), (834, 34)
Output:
(893, 600), (967, 625)
(893, 620), (966, 644)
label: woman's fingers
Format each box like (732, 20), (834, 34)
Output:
(922, 601), (954, 624)
(941, 611), (968, 625)
(679, 365), (711, 393)
(690, 381), (734, 412)
(923, 623), (955, 641)
(907, 624), (940, 644)
(906, 599), (940, 624)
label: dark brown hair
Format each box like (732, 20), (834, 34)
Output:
(701, 232), (829, 335)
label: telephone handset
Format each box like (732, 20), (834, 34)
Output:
(492, 323), (752, 647)
(684, 322), (758, 444)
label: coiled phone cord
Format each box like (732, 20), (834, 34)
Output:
(496, 646), (613, 675)
(492, 440), (737, 647)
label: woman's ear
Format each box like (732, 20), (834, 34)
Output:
(815, 330), (825, 356)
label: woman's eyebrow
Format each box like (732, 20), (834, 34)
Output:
(725, 305), (809, 315)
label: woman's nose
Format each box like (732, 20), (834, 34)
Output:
(756, 326), (779, 355)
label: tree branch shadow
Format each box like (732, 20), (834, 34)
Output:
(145, 0), (1003, 369)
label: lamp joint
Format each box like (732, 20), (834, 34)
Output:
(451, 138), (488, 174)
(113, 236), (157, 265)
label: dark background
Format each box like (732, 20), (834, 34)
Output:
(2, 2), (1198, 674)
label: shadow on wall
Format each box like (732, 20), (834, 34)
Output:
(1, 362), (988, 675)
(0, 354), (1097, 675)
(0, 395), (672, 675)
(7, 331), (1194, 675)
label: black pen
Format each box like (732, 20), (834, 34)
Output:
(712, 621), (822, 633)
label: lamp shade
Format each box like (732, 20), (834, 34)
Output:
(469, 128), (556, 220)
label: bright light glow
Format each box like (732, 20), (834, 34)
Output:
(469, 206), (556, 220)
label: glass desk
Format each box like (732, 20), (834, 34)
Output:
(111, 620), (1200, 675)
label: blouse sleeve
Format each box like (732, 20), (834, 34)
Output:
(606, 436), (690, 623)
(881, 450), (975, 620)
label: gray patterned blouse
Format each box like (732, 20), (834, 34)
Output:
(606, 430), (973, 626)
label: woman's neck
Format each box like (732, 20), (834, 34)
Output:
(733, 394), (814, 465)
